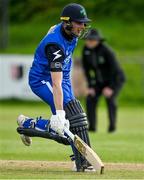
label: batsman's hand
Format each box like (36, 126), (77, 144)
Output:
(102, 87), (113, 98)
(50, 110), (69, 136)
(87, 88), (95, 96)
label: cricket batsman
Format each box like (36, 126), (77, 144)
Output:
(17, 3), (93, 172)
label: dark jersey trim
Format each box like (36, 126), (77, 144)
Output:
(45, 43), (65, 72)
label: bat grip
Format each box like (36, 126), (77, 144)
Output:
(64, 128), (74, 141)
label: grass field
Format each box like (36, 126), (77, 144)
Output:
(0, 102), (144, 179)
(1, 19), (144, 55)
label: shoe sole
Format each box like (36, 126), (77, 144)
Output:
(20, 134), (32, 146)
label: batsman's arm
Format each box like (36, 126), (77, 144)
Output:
(45, 43), (65, 110)
(51, 71), (63, 110)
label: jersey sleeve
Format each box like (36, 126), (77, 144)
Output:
(45, 44), (65, 72)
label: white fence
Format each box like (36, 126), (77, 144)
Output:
(0, 54), (39, 100)
(0, 54), (144, 101)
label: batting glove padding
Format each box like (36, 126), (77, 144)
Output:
(50, 110), (69, 135)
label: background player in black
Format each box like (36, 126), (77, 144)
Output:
(82, 29), (126, 132)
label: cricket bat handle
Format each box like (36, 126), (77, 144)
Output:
(64, 128), (74, 141)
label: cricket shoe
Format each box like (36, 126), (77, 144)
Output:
(72, 162), (96, 172)
(84, 165), (96, 172)
(83, 161), (96, 172)
(17, 114), (33, 146)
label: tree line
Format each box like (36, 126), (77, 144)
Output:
(9, 0), (144, 23)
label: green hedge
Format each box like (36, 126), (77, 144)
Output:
(9, 0), (144, 23)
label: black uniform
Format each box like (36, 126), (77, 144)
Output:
(82, 43), (125, 132)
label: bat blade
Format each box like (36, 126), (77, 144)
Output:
(74, 135), (104, 174)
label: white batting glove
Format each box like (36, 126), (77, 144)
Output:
(64, 119), (70, 130)
(50, 110), (69, 136)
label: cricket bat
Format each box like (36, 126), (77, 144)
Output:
(64, 128), (104, 174)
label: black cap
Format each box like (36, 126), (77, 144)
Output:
(85, 29), (105, 41)
(60, 3), (91, 23)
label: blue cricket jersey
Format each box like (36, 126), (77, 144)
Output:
(29, 23), (78, 106)
(29, 23), (78, 86)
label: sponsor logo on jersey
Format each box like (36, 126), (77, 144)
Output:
(55, 62), (62, 68)
(63, 53), (72, 69)
(98, 56), (105, 64)
(53, 50), (62, 61)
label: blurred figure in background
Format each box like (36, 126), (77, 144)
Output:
(72, 57), (88, 97)
(82, 29), (125, 132)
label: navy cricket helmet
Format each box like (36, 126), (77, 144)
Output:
(60, 3), (91, 23)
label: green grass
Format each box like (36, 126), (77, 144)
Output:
(0, 167), (144, 179)
(1, 19), (144, 55)
(0, 102), (144, 178)
(1, 19), (144, 105)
